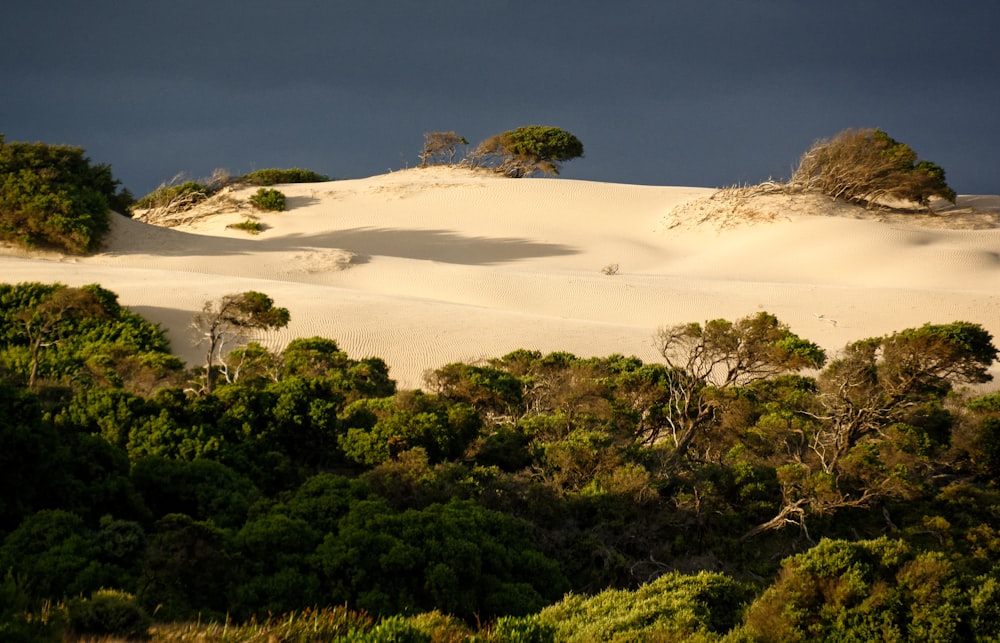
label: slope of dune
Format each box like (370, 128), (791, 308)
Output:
(2, 166), (999, 390)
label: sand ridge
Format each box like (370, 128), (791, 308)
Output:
(2, 166), (999, 390)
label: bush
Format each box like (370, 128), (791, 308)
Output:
(0, 136), (130, 254)
(249, 188), (286, 212)
(133, 180), (207, 211)
(239, 168), (329, 185)
(469, 126), (583, 177)
(226, 219), (265, 235)
(65, 589), (151, 641)
(790, 128), (957, 207)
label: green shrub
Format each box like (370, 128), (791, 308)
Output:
(470, 126), (584, 177)
(133, 181), (207, 210)
(249, 188), (286, 212)
(65, 589), (150, 641)
(0, 136), (130, 254)
(226, 219), (265, 235)
(489, 615), (556, 643)
(239, 168), (329, 185)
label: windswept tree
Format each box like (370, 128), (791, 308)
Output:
(418, 131), (468, 167)
(790, 128), (957, 207)
(12, 285), (108, 389)
(469, 126), (584, 177)
(193, 291), (290, 393)
(654, 312), (826, 466)
(744, 321), (997, 541)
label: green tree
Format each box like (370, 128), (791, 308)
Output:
(315, 498), (567, 620)
(470, 126), (584, 177)
(193, 291), (290, 393)
(0, 136), (132, 253)
(0, 381), (60, 533)
(0, 510), (120, 601)
(339, 390), (481, 466)
(0, 282), (179, 392)
(654, 311), (825, 467)
(12, 285), (106, 389)
(137, 514), (231, 620)
(745, 322), (997, 542)
(131, 456), (258, 528)
(230, 513), (323, 617)
(790, 127), (957, 207)
(738, 537), (998, 641)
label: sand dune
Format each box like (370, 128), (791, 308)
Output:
(2, 166), (999, 390)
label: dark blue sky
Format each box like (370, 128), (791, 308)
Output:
(2, 1), (997, 196)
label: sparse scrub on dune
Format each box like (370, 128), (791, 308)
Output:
(134, 167), (325, 224)
(226, 218), (265, 234)
(134, 178), (209, 212)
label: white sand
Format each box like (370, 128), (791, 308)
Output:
(2, 166), (999, 390)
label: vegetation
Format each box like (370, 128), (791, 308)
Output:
(132, 167), (325, 222)
(237, 167), (330, 185)
(0, 136), (132, 254)
(248, 187), (286, 212)
(419, 131), (469, 167)
(226, 218), (265, 234)
(133, 180), (208, 211)
(2, 284), (1000, 641)
(468, 126), (584, 177)
(192, 290), (290, 392)
(790, 127), (957, 207)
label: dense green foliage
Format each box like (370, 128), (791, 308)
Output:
(0, 136), (132, 254)
(471, 126), (584, 177)
(2, 285), (1000, 641)
(248, 187), (286, 211)
(791, 128), (957, 207)
(237, 167), (330, 185)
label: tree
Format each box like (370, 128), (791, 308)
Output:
(790, 128), (957, 207)
(418, 131), (468, 167)
(653, 312), (825, 466)
(192, 291), (289, 393)
(470, 126), (584, 177)
(13, 284), (107, 389)
(0, 136), (131, 253)
(744, 322), (997, 541)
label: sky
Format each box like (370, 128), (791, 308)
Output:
(2, 1), (997, 197)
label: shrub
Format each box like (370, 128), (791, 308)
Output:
(65, 589), (151, 641)
(469, 126), (584, 177)
(249, 188), (286, 212)
(226, 219), (265, 234)
(239, 168), (329, 185)
(419, 132), (469, 167)
(133, 180), (207, 210)
(790, 128), (957, 207)
(0, 136), (130, 254)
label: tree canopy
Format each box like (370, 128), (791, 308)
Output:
(471, 126), (584, 177)
(0, 136), (132, 254)
(3, 282), (1000, 641)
